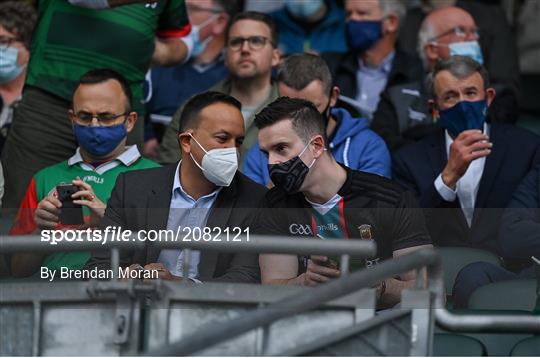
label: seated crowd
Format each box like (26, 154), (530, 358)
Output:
(0, 0), (539, 312)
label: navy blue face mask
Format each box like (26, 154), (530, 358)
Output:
(346, 20), (383, 54)
(73, 122), (127, 157)
(439, 99), (488, 138)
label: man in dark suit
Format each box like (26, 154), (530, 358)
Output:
(87, 91), (267, 283)
(322, 0), (423, 120)
(393, 56), (540, 258)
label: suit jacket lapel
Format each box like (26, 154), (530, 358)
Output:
(197, 176), (237, 280)
(473, 125), (508, 224)
(427, 131), (448, 180)
(145, 164), (176, 263)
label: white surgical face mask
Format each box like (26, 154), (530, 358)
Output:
(433, 40), (484, 65)
(189, 133), (238, 187)
(190, 14), (218, 58)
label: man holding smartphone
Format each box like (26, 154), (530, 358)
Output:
(9, 69), (158, 277)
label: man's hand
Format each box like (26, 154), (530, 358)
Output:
(152, 37), (189, 67)
(71, 177), (105, 228)
(299, 256), (340, 287)
(34, 191), (62, 230)
(441, 129), (492, 189)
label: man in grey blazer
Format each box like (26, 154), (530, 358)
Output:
(87, 91), (267, 283)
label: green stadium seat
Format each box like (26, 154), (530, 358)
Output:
(437, 247), (501, 298)
(511, 336), (540, 356)
(468, 279), (537, 311)
(433, 333), (486, 356)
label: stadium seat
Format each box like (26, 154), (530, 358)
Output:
(468, 279), (537, 311)
(510, 336), (540, 356)
(437, 247), (501, 299)
(433, 333), (486, 356)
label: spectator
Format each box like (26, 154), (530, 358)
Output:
(0, 1), (36, 154)
(243, 53), (391, 186)
(10, 69), (159, 278)
(158, 11), (280, 164)
(143, 0), (243, 158)
(245, 0), (282, 13)
(373, 5), (521, 152)
(393, 56), (540, 259)
(87, 92), (266, 283)
(451, 163), (540, 308)
(269, 0), (347, 55)
(398, 0), (520, 122)
(1, 0), (191, 210)
(322, 0), (423, 119)
(254, 97), (431, 308)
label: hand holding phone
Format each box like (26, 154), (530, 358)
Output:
(56, 184), (84, 225)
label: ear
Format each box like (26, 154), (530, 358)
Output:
(424, 43), (439, 63)
(271, 48), (281, 67)
(311, 135), (326, 158)
(212, 13), (229, 35)
(125, 112), (137, 133)
(68, 109), (76, 125)
(383, 14), (399, 35)
(178, 132), (192, 154)
(428, 99), (439, 119)
(485, 88), (496, 107)
(330, 86), (340, 107)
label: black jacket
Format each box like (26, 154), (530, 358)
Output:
(393, 124), (540, 255)
(255, 166), (431, 267)
(86, 164), (267, 283)
(322, 47), (424, 117)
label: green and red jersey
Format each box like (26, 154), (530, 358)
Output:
(10, 146), (159, 270)
(27, 0), (191, 115)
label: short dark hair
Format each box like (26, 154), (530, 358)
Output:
(255, 97), (326, 144)
(0, 1), (37, 49)
(226, 11), (278, 48)
(277, 53), (333, 94)
(73, 69), (133, 112)
(178, 91), (242, 132)
(427, 55), (490, 100)
(213, 0), (244, 21)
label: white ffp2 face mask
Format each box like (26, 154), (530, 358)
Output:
(189, 133), (238, 187)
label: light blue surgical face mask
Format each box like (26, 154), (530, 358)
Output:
(448, 41), (484, 64)
(0, 46), (25, 84)
(190, 14), (218, 58)
(284, 0), (324, 19)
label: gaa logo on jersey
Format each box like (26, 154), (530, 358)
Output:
(145, 2), (158, 9)
(358, 224), (373, 240)
(289, 223), (313, 236)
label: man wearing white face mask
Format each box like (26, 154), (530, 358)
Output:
(143, 0), (243, 158)
(0, 1), (36, 154)
(87, 91), (267, 283)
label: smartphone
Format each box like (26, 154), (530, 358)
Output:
(56, 184), (84, 225)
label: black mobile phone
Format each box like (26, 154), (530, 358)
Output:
(56, 184), (84, 225)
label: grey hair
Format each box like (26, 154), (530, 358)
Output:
(426, 55), (490, 100)
(417, 20), (437, 68)
(379, 0), (407, 25)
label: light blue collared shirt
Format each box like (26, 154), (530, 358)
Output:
(157, 162), (221, 279)
(355, 51), (395, 115)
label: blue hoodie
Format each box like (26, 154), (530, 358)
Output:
(242, 108), (391, 185)
(269, 1), (348, 55)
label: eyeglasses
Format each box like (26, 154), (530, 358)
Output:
(227, 36), (272, 51)
(73, 111), (128, 125)
(429, 26), (480, 42)
(186, 4), (223, 14)
(0, 35), (21, 48)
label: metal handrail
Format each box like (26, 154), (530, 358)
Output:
(145, 247), (540, 356)
(0, 234), (376, 257)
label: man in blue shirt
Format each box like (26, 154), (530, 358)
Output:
(243, 53), (391, 186)
(143, 0), (243, 157)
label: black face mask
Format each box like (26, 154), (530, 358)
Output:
(268, 141), (314, 194)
